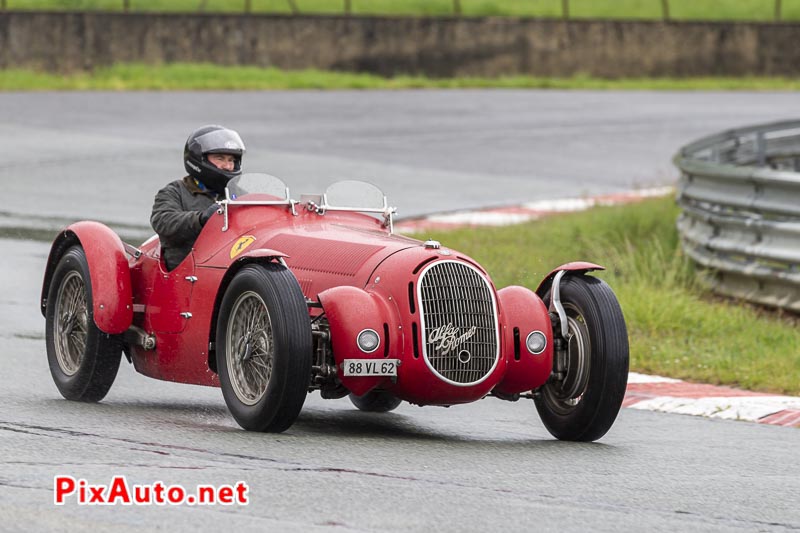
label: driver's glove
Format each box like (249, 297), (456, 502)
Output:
(200, 203), (221, 226)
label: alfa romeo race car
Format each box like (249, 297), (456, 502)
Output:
(41, 174), (629, 441)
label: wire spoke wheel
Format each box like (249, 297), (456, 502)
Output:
(45, 245), (122, 402)
(226, 291), (274, 406)
(54, 271), (90, 376)
(216, 263), (312, 433)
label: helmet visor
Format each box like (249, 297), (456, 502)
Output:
(194, 128), (246, 156)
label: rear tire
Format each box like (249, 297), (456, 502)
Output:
(535, 275), (629, 442)
(349, 391), (402, 413)
(216, 263), (312, 432)
(45, 246), (122, 402)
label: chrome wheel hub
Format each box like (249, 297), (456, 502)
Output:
(545, 303), (591, 412)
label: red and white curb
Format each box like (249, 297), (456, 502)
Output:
(395, 186), (674, 233)
(625, 373), (800, 427)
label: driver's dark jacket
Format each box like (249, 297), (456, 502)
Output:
(150, 176), (219, 271)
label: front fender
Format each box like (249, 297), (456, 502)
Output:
(236, 248), (289, 261)
(318, 286), (398, 396)
(535, 261), (605, 298)
(41, 221), (133, 334)
(494, 286), (553, 395)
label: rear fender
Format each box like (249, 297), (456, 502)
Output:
(535, 261), (605, 298)
(41, 221), (133, 334)
(318, 286), (397, 397)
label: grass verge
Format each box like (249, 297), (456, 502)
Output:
(3, 63), (800, 91)
(5, 0), (800, 22)
(408, 196), (800, 396)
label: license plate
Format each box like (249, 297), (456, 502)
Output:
(342, 359), (399, 377)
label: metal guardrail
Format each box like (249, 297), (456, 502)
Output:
(674, 119), (800, 312)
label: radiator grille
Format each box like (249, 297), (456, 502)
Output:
(418, 261), (499, 385)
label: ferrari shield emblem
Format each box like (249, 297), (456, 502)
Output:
(230, 235), (256, 259)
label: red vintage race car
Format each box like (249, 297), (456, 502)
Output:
(41, 174), (629, 441)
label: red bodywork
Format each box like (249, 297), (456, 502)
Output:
(41, 194), (602, 406)
(41, 221), (133, 334)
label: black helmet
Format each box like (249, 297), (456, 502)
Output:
(183, 125), (246, 194)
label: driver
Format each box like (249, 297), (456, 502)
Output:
(150, 125), (246, 271)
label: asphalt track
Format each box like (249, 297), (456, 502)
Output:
(3, 90), (800, 227)
(1, 91), (799, 531)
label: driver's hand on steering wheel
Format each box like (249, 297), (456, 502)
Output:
(200, 204), (221, 226)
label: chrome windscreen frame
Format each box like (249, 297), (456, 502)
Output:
(220, 186), (298, 232)
(302, 193), (397, 234)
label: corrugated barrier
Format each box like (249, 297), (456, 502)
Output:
(674, 119), (800, 311)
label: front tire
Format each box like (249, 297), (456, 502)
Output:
(45, 245), (122, 402)
(535, 275), (629, 442)
(216, 263), (312, 432)
(349, 391), (402, 413)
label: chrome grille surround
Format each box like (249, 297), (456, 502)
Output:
(417, 260), (500, 386)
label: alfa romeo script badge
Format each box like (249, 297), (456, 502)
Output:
(427, 323), (477, 356)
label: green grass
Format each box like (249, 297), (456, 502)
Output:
(3, 0), (800, 21)
(408, 196), (800, 396)
(3, 63), (800, 91)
